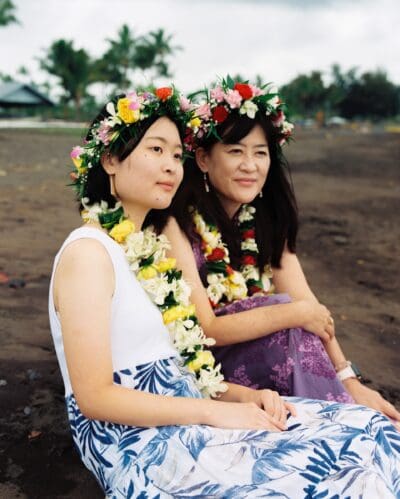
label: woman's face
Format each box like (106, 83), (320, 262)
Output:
(110, 117), (184, 214)
(196, 124), (270, 218)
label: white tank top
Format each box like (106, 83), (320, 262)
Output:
(49, 226), (178, 396)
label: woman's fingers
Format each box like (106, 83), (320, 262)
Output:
(260, 391), (287, 428)
(382, 400), (400, 421)
(285, 401), (297, 417)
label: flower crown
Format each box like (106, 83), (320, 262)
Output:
(70, 87), (195, 198)
(189, 76), (294, 148)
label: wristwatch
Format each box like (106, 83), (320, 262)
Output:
(336, 361), (363, 382)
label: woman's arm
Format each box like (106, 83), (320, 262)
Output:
(273, 249), (400, 422)
(163, 218), (334, 346)
(273, 249), (348, 369)
(53, 237), (286, 431)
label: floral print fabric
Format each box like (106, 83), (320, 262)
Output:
(192, 235), (353, 402)
(66, 357), (400, 498)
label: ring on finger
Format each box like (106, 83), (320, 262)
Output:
(328, 316), (334, 325)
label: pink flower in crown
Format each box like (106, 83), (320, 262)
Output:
(225, 89), (242, 108)
(210, 86), (225, 103)
(249, 84), (264, 97)
(97, 119), (112, 145)
(272, 110), (285, 127)
(179, 96), (191, 112)
(126, 92), (141, 111)
(70, 146), (84, 159)
(196, 103), (212, 119)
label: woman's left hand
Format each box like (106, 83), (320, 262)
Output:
(344, 378), (400, 425)
(249, 389), (297, 427)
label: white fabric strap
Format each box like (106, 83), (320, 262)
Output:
(337, 365), (357, 381)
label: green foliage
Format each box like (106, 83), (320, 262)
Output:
(92, 25), (181, 91)
(280, 65), (399, 120)
(338, 70), (399, 119)
(92, 24), (137, 90)
(39, 39), (94, 117)
(281, 71), (327, 117)
(0, 0), (18, 27)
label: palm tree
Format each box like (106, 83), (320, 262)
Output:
(136, 28), (182, 78)
(40, 39), (93, 118)
(93, 24), (137, 90)
(0, 0), (18, 27)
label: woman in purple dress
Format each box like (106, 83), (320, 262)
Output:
(159, 76), (400, 422)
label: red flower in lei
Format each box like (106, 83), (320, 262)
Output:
(242, 229), (255, 239)
(241, 254), (257, 266)
(234, 83), (253, 100)
(193, 205), (274, 308)
(212, 105), (229, 123)
(207, 247), (226, 261)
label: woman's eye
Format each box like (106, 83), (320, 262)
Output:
(152, 146), (162, 153)
(174, 153), (183, 161)
(229, 149), (242, 154)
(256, 150), (268, 156)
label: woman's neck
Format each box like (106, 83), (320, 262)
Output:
(120, 201), (148, 231)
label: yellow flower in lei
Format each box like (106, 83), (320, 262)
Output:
(117, 97), (140, 124)
(154, 258), (176, 273)
(163, 304), (196, 325)
(187, 350), (215, 372)
(109, 219), (136, 243)
(137, 266), (158, 280)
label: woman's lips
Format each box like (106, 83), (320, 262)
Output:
(157, 182), (175, 191)
(234, 178), (257, 186)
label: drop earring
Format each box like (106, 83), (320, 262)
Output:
(259, 190), (263, 199)
(110, 174), (119, 199)
(203, 172), (210, 193)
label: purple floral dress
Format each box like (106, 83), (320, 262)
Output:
(191, 237), (353, 403)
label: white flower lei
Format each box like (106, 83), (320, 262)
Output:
(192, 204), (274, 308)
(85, 204), (227, 398)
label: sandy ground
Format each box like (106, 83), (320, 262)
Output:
(0, 128), (399, 498)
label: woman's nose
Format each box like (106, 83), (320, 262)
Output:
(239, 154), (257, 171)
(163, 154), (178, 173)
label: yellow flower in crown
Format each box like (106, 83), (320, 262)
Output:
(70, 146), (87, 175)
(189, 117), (202, 129)
(163, 304), (196, 324)
(154, 258), (176, 273)
(117, 97), (140, 124)
(109, 219), (135, 243)
(138, 266), (158, 280)
(187, 350), (215, 372)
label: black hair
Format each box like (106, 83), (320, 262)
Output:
(78, 95), (187, 222)
(152, 111), (298, 269)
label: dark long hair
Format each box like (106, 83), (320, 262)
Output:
(78, 95), (187, 226)
(153, 111), (298, 269)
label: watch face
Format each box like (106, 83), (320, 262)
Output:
(351, 363), (362, 379)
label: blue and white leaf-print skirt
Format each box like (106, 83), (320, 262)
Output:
(66, 357), (400, 498)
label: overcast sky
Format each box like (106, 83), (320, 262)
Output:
(0, 0), (398, 96)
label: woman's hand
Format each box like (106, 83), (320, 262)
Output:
(239, 388), (297, 427)
(207, 400), (288, 431)
(296, 300), (335, 342)
(344, 378), (400, 425)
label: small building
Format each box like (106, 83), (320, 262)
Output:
(0, 81), (54, 109)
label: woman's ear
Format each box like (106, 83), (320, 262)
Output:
(101, 152), (118, 175)
(195, 147), (210, 173)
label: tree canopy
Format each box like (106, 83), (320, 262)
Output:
(0, 0), (18, 27)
